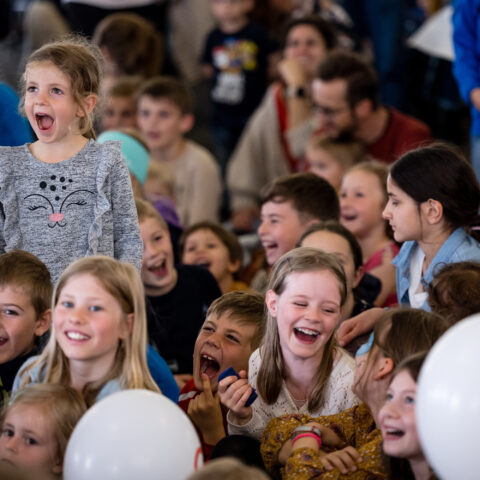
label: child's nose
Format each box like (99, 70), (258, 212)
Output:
(257, 221), (268, 236)
(5, 435), (20, 452)
(206, 332), (221, 348)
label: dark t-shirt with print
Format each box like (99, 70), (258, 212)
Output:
(203, 21), (277, 128)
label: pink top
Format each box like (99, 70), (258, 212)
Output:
(364, 241), (400, 308)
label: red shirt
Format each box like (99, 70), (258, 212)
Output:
(367, 107), (431, 164)
(178, 379), (228, 461)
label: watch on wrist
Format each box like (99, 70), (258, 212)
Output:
(291, 425), (322, 441)
(286, 85), (307, 98)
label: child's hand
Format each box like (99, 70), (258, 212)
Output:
(218, 370), (253, 425)
(320, 446), (363, 474)
(187, 374), (225, 445)
(336, 308), (382, 347)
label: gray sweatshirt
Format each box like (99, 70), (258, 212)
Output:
(0, 139), (143, 282)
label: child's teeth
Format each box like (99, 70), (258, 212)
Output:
(67, 332), (88, 340)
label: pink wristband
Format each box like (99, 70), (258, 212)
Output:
(291, 432), (322, 449)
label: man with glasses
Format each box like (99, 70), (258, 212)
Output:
(311, 50), (431, 164)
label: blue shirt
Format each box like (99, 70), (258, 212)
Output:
(0, 83), (34, 146)
(393, 227), (480, 310)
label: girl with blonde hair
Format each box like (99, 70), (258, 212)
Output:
(14, 256), (159, 406)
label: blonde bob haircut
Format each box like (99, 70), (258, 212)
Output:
(257, 247), (347, 411)
(19, 256), (159, 405)
(3, 384), (87, 468)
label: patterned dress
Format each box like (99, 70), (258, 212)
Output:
(261, 402), (386, 479)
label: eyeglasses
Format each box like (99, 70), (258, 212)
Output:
(314, 103), (351, 120)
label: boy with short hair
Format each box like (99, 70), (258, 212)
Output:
(258, 172), (340, 267)
(178, 290), (265, 459)
(0, 250), (52, 403)
(203, 0), (275, 175)
(251, 172), (340, 293)
(100, 76), (141, 132)
(136, 198), (221, 388)
(136, 77), (222, 226)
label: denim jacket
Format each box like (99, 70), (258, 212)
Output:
(392, 228), (480, 310)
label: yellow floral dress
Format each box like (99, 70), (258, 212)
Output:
(261, 402), (386, 479)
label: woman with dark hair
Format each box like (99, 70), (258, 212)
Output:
(227, 15), (338, 232)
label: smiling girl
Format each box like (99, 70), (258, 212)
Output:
(13, 256), (159, 406)
(218, 247), (359, 440)
(380, 352), (438, 480)
(0, 37), (142, 282)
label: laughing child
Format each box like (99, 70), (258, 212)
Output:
(178, 290), (265, 460)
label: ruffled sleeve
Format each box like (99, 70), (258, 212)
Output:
(87, 141), (143, 271)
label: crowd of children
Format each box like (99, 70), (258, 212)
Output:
(0, 1), (479, 478)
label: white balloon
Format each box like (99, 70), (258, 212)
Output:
(417, 315), (480, 480)
(64, 390), (203, 480)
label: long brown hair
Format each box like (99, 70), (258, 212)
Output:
(257, 247), (347, 411)
(19, 256), (159, 406)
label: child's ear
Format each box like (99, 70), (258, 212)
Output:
(52, 457), (63, 475)
(421, 198), (443, 225)
(374, 357), (394, 380)
(180, 113), (195, 134)
(77, 94), (97, 118)
(265, 290), (278, 317)
(228, 258), (242, 274)
(353, 266), (364, 289)
(34, 309), (51, 337)
(119, 313), (135, 339)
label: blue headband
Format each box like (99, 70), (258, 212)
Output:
(356, 332), (374, 357)
(97, 131), (149, 185)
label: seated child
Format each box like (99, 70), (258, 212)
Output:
(178, 290), (265, 460)
(306, 133), (367, 192)
(136, 76), (222, 226)
(0, 383), (86, 479)
(100, 76), (141, 132)
(340, 161), (399, 308)
(13, 256), (159, 406)
(379, 352), (436, 480)
(0, 251), (52, 404)
(136, 198), (221, 387)
(261, 308), (448, 479)
(219, 248), (359, 441)
(428, 261), (480, 325)
(180, 221), (249, 294)
(253, 172), (339, 294)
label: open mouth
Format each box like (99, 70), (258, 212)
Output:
(66, 331), (90, 341)
(200, 354), (220, 379)
(35, 113), (54, 131)
(384, 428), (405, 440)
(148, 259), (167, 277)
(341, 213), (357, 222)
(294, 327), (320, 343)
(0, 337), (8, 347)
(194, 259), (211, 269)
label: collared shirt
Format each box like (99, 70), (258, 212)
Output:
(393, 228), (480, 310)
